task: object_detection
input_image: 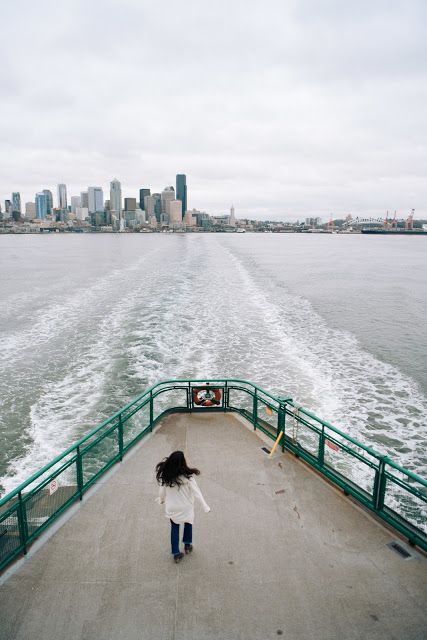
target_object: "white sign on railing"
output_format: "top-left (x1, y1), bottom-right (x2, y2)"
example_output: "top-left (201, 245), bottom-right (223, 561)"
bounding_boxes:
top-left (48, 479), bottom-right (58, 496)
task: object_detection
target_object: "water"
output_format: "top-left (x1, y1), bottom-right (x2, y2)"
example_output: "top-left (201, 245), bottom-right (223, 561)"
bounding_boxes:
top-left (0, 233), bottom-right (426, 496)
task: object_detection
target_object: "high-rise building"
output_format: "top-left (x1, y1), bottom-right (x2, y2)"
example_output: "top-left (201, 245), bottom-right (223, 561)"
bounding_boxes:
top-left (25, 202), bottom-right (36, 219)
top-left (168, 200), bottom-right (183, 225)
top-left (144, 195), bottom-right (156, 218)
top-left (71, 196), bottom-right (81, 214)
top-left (124, 197), bottom-right (137, 211)
top-left (110, 179), bottom-right (122, 216)
top-left (12, 192), bottom-right (21, 213)
top-left (88, 187), bottom-right (104, 213)
top-left (152, 193), bottom-right (162, 222)
top-left (229, 204), bottom-right (236, 227)
top-left (42, 190), bottom-right (53, 214)
top-left (161, 186), bottom-right (175, 214)
top-left (4, 199), bottom-right (12, 216)
top-left (57, 184), bottom-right (67, 210)
top-left (80, 191), bottom-right (89, 209)
top-left (35, 193), bottom-right (47, 219)
top-left (176, 174), bottom-right (187, 219)
top-left (139, 188), bottom-right (150, 210)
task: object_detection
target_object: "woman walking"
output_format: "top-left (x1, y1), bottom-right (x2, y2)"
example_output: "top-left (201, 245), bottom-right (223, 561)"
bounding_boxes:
top-left (156, 450), bottom-right (210, 563)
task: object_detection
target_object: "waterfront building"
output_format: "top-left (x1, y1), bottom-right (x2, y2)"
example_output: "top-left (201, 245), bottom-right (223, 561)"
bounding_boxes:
top-left (12, 192), bottom-right (21, 213)
top-left (161, 186), bottom-right (175, 214)
top-left (80, 191), bottom-right (89, 209)
top-left (124, 197), bottom-right (137, 211)
top-left (152, 193), bottom-right (162, 222)
top-left (35, 192), bottom-right (47, 219)
top-left (88, 187), bottom-right (104, 213)
top-left (305, 217), bottom-right (321, 228)
top-left (230, 204), bottom-right (236, 226)
top-left (184, 210), bottom-right (197, 226)
top-left (42, 190), bottom-right (53, 214)
top-left (139, 188), bottom-right (150, 210)
top-left (144, 195), bottom-right (156, 218)
top-left (71, 196), bottom-right (81, 214)
top-left (176, 174), bottom-right (187, 218)
top-left (110, 179), bottom-right (122, 217)
top-left (57, 184), bottom-right (67, 210)
top-left (168, 199), bottom-right (183, 225)
top-left (25, 202), bottom-right (36, 219)
top-left (4, 199), bottom-right (12, 217)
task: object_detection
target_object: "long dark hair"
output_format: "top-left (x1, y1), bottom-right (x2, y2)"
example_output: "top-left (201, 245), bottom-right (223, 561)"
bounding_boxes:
top-left (156, 450), bottom-right (200, 487)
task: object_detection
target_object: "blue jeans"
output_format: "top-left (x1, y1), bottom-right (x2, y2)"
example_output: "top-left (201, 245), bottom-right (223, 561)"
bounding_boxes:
top-left (170, 519), bottom-right (192, 555)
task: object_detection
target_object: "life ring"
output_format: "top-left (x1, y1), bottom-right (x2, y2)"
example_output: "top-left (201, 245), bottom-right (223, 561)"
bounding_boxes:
top-left (192, 387), bottom-right (222, 407)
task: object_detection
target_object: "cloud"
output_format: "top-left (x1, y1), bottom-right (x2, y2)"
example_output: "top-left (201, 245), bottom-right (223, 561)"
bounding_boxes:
top-left (1, 0), bottom-right (426, 219)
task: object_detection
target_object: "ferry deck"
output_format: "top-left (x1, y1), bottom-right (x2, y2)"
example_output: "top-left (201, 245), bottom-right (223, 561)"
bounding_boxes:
top-left (1, 411), bottom-right (426, 640)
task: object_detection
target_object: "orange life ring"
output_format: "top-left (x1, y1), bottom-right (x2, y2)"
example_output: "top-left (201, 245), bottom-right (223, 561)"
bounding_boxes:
top-left (192, 387), bottom-right (222, 407)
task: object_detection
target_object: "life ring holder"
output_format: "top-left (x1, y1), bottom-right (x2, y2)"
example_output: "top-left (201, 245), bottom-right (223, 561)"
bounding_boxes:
top-left (192, 387), bottom-right (222, 407)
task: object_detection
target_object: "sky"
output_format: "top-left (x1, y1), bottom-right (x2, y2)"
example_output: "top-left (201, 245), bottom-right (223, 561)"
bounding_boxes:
top-left (1, 0), bottom-right (426, 220)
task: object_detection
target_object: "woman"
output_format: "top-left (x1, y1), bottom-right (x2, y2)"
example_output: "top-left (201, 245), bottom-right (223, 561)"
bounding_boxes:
top-left (156, 450), bottom-right (210, 563)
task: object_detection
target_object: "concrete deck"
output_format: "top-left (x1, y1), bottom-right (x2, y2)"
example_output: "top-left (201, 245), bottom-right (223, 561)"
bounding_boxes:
top-left (0, 413), bottom-right (426, 640)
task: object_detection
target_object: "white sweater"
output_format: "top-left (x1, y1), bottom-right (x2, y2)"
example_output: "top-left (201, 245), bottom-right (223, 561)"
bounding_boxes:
top-left (158, 475), bottom-right (210, 524)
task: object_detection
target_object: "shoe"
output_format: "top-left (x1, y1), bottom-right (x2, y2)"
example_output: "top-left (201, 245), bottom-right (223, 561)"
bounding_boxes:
top-left (184, 544), bottom-right (193, 554)
top-left (174, 552), bottom-right (184, 563)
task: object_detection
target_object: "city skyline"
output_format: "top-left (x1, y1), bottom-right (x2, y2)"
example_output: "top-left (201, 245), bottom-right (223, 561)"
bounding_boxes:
top-left (1, 2), bottom-right (426, 220)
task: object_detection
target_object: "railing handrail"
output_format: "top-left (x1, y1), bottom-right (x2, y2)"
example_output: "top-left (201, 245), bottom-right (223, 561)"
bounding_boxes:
top-left (1, 377), bottom-right (426, 507)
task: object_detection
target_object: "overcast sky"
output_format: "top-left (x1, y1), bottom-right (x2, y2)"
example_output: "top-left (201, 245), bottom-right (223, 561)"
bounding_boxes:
top-left (1, 0), bottom-right (426, 220)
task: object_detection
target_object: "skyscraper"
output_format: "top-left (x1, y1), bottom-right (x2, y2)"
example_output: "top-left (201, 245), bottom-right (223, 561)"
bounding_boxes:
top-left (176, 174), bottom-right (187, 218)
top-left (229, 204), bottom-right (236, 227)
top-left (71, 196), bottom-right (81, 213)
top-left (35, 193), bottom-right (47, 219)
top-left (12, 192), bottom-right (21, 213)
top-left (110, 179), bottom-right (122, 216)
top-left (42, 190), bottom-right (53, 214)
top-left (161, 186), bottom-right (175, 214)
top-left (124, 197), bottom-right (137, 211)
top-left (80, 191), bottom-right (89, 209)
top-left (88, 187), bottom-right (104, 213)
top-left (57, 184), bottom-right (67, 210)
top-left (139, 188), bottom-right (150, 210)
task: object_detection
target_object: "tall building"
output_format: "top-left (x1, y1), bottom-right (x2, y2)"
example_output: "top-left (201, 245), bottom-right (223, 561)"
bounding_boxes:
top-left (124, 197), bottom-right (137, 211)
top-left (71, 196), bottom-right (81, 213)
top-left (139, 188), bottom-right (150, 210)
top-left (42, 190), bottom-right (53, 214)
top-left (176, 174), bottom-right (187, 218)
top-left (161, 186), bottom-right (175, 214)
top-left (4, 199), bottom-right (12, 216)
top-left (80, 191), bottom-right (89, 209)
top-left (229, 204), bottom-right (236, 227)
top-left (57, 184), bottom-right (67, 210)
top-left (12, 192), bottom-right (21, 213)
top-left (152, 193), bottom-right (162, 222)
top-left (25, 202), bottom-right (36, 219)
top-left (144, 195), bottom-right (156, 218)
top-left (88, 187), bottom-right (104, 213)
top-left (168, 200), bottom-right (183, 225)
top-left (110, 179), bottom-right (122, 216)
top-left (35, 192), bottom-right (47, 219)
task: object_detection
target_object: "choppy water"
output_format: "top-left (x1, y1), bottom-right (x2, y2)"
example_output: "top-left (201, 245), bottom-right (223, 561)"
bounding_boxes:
top-left (0, 233), bottom-right (426, 496)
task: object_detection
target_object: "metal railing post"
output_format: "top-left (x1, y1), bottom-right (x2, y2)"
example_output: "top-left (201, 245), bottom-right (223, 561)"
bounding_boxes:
top-left (76, 446), bottom-right (84, 500)
top-left (17, 491), bottom-right (28, 555)
top-left (278, 401), bottom-right (286, 451)
top-left (318, 425), bottom-right (325, 467)
top-left (118, 414), bottom-right (124, 461)
top-left (373, 457), bottom-right (387, 511)
top-left (149, 391), bottom-right (154, 430)
top-left (187, 382), bottom-right (191, 410)
top-left (252, 390), bottom-right (258, 430)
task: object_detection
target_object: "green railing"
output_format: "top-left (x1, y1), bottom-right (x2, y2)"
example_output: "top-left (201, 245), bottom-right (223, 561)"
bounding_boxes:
top-left (0, 378), bottom-right (426, 572)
